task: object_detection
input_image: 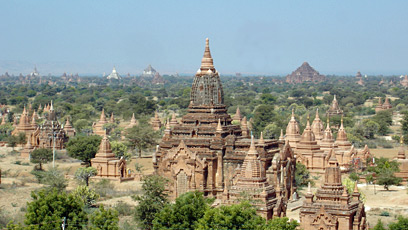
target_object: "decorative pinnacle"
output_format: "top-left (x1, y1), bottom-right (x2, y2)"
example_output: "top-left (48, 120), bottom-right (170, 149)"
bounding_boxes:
top-left (306, 114), bottom-right (311, 128)
top-left (315, 108), bottom-right (319, 119)
top-left (401, 135), bottom-right (404, 145)
top-left (248, 135), bottom-right (257, 155)
top-left (307, 182), bottom-right (311, 194)
top-left (50, 100), bottom-right (54, 111)
top-left (340, 115), bottom-right (344, 129)
top-left (259, 132), bottom-right (265, 144)
top-left (216, 118), bottom-right (222, 132)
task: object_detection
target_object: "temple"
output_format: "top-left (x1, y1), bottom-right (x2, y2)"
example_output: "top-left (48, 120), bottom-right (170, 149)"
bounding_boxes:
top-left (326, 95), bottom-right (343, 116)
top-left (151, 111), bottom-right (162, 131)
top-left (91, 134), bottom-right (133, 181)
top-left (154, 38), bottom-right (296, 218)
top-left (395, 136), bottom-right (408, 182)
top-left (142, 64), bottom-right (157, 77)
top-left (375, 96), bottom-right (392, 113)
top-left (285, 112), bottom-right (371, 173)
top-left (93, 109), bottom-right (109, 136)
top-left (107, 66), bottom-right (121, 80)
top-left (299, 153), bottom-right (367, 230)
top-left (16, 102), bottom-right (71, 157)
top-left (285, 62), bottom-right (325, 84)
top-left (401, 75), bottom-right (408, 88)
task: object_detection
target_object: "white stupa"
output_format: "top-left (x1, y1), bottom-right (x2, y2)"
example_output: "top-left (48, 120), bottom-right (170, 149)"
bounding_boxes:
top-left (107, 66), bottom-right (121, 80)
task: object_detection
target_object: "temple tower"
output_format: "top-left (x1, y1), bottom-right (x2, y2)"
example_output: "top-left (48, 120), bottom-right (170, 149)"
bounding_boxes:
top-left (285, 109), bottom-right (301, 148)
top-left (299, 155), bottom-right (367, 230)
top-left (326, 95), bottom-right (343, 116)
top-left (311, 109), bottom-right (324, 142)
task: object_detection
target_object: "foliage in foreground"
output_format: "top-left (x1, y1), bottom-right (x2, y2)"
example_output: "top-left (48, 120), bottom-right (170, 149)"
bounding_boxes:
top-left (30, 148), bottom-right (52, 170)
top-left (75, 167), bottom-right (97, 186)
top-left (132, 175), bottom-right (169, 230)
top-left (89, 205), bottom-right (119, 230)
top-left (153, 191), bottom-right (214, 229)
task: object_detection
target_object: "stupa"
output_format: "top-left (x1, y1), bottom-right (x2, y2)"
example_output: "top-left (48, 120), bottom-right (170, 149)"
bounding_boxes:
top-left (311, 109), bottom-right (324, 142)
top-left (106, 66), bottom-right (121, 80)
top-left (91, 134), bottom-right (131, 181)
top-left (63, 117), bottom-right (76, 137)
top-left (284, 109), bottom-right (301, 149)
top-left (326, 95), bottom-right (343, 116)
top-left (295, 116), bottom-right (326, 174)
top-left (232, 107), bottom-right (242, 123)
top-left (223, 136), bottom-right (286, 219)
top-left (401, 75), bottom-right (408, 88)
top-left (152, 111), bottom-right (162, 131)
top-left (93, 109), bottom-right (109, 136)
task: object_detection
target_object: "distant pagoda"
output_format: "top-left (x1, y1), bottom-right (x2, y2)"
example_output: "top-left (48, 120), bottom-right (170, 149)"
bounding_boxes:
top-left (286, 62), bottom-right (325, 84)
top-left (107, 66), bottom-right (121, 80)
top-left (142, 64), bottom-right (157, 77)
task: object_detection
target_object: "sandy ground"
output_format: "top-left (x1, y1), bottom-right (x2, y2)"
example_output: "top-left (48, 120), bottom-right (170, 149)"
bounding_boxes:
top-left (0, 146), bottom-right (155, 224)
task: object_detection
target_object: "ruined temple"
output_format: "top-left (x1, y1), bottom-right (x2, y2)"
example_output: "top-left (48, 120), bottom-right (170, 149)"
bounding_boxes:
top-left (375, 96), bottom-right (392, 113)
top-left (285, 62), bottom-right (325, 84)
top-left (299, 154), bottom-right (367, 230)
top-left (326, 95), bottom-right (343, 116)
top-left (154, 38), bottom-right (296, 218)
top-left (152, 111), bottom-right (162, 131)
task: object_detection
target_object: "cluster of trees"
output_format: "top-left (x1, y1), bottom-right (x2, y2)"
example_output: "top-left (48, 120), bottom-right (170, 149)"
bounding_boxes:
top-left (367, 157), bottom-right (402, 190)
top-left (133, 175), bottom-right (299, 230)
top-left (373, 217), bottom-right (408, 230)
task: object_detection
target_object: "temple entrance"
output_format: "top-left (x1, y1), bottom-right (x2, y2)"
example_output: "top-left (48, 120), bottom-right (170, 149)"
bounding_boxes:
top-left (176, 170), bottom-right (188, 197)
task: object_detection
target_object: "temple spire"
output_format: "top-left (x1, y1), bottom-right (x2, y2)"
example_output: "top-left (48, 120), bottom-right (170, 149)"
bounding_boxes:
top-left (50, 100), bottom-right (54, 111)
top-left (100, 109), bottom-right (107, 122)
top-left (216, 118), bottom-right (222, 132)
top-left (259, 132), bottom-right (265, 144)
top-left (200, 38), bottom-right (214, 71)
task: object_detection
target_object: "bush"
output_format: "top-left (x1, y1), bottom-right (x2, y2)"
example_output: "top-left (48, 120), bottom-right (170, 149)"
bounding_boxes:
top-left (93, 179), bottom-right (114, 198)
top-left (72, 185), bottom-right (100, 208)
top-left (380, 211), bottom-right (390, 217)
top-left (114, 201), bottom-right (134, 216)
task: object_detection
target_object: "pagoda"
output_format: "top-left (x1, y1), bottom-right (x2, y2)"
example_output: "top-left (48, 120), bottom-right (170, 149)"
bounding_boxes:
top-left (311, 109), bottom-right (324, 142)
top-left (232, 107), bottom-right (242, 123)
top-left (152, 72), bottom-right (165, 85)
top-left (285, 62), bottom-right (325, 84)
top-left (295, 116), bottom-right (326, 174)
top-left (152, 111), bottom-right (162, 131)
top-left (12, 106), bottom-right (36, 140)
top-left (395, 136), bottom-right (408, 182)
top-left (223, 136), bottom-right (286, 219)
top-left (154, 38), bottom-right (296, 213)
top-left (127, 113), bottom-right (137, 129)
top-left (285, 109), bottom-right (301, 149)
top-left (63, 117), bottom-right (76, 137)
top-left (326, 95), bottom-right (343, 116)
top-left (401, 75), bottom-right (408, 88)
top-left (106, 66), bottom-right (121, 80)
top-left (93, 109), bottom-right (109, 136)
top-left (375, 96), bottom-right (392, 113)
top-left (91, 134), bottom-right (131, 180)
top-left (299, 154), bottom-right (367, 230)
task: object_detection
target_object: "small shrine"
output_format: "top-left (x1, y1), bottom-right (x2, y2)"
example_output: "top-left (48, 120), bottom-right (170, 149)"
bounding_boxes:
top-left (91, 134), bottom-right (133, 181)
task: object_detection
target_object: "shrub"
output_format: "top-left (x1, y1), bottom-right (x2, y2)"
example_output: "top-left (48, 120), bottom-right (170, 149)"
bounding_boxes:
top-left (114, 201), bottom-right (134, 216)
top-left (380, 211), bottom-right (390, 216)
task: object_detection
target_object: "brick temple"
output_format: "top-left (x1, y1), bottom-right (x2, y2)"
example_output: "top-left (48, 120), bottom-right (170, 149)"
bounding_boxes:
top-left (154, 38), bottom-right (296, 219)
top-left (299, 152), bottom-right (367, 230)
top-left (285, 62), bottom-right (326, 84)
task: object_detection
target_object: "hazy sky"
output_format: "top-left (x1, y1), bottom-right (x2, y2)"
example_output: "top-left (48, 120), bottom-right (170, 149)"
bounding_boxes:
top-left (1, 0), bottom-right (407, 75)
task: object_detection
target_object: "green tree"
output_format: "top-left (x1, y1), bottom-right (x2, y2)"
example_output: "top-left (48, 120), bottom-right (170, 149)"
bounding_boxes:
top-left (153, 191), bottom-right (214, 230)
top-left (30, 148), bottom-right (53, 170)
top-left (111, 141), bottom-right (130, 160)
top-left (7, 135), bottom-right (18, 150)
top-left (72, 185), bottom-right (100, 208)
top-left (368, 157), bottom-right (402, 190)
top-left (16, 132), bottom-right (26, 145)
top-left (264, 217), bottom-right (299, 230)
top-left (372, 110), bottom-right (392, 135)
top-left (89, 205), bottom-right (119, 230)
top-left (402, 111), bottom-right (408, 142)
top-left (252, 104), bottom-right (279, 137)
top-left (373, 219), bottom-right (386, 230)
top-left (66, 135), bottom-right (102, 166)
top-left (25, 188), bottom-right (87, 230)
top-left (196, 201), bottom-right (265, 230)
top-left (125, 120), bottom-right (159, 158)
top-left (295, 162), bottom-right (313, 188)
top-left (42, 167), bottom-right (68, 192)
top-left (361, 119), bottom-right (380, 139)
top-left (389, 216), bottom-right (408, 230)
top-left (75, 167), bottom-right (98, 186)
top-left (132, 175), bottom-right (169, 230)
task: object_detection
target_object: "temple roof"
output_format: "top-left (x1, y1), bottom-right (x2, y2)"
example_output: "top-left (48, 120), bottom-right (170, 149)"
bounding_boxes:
top-left (95, 134), bottom-right (116, 159)
top-left (286, 62), bottom-right (325, 84)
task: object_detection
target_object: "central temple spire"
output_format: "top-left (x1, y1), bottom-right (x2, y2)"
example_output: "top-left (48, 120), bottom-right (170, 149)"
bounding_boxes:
top-left (190, 38), bottom-right (224, 106)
